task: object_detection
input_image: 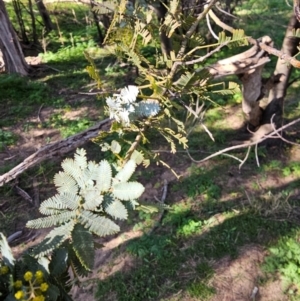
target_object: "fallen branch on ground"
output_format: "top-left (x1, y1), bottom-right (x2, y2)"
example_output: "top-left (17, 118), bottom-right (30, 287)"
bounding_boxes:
top-left (0, 119), bottom-right (111, 187)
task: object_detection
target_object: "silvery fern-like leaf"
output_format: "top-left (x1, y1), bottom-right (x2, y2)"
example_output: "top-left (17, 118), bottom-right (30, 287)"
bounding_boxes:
top-left (32, 221), bottom-right (75, 257)
top-left (114, 160), bottom-right (136, 183)
top-left (61, 158), bottom-right (82, 184)
top-left (59, 192), bottom-right (81, 210)
top-left (81, 189), bottom-right (103, 210)
top-left (135, 99), bottom-right (160, 117)
top-left (0, 232), bottom-right (15, 267)
top-left (87, 161), bottom-right (100, 180)
top-left (96, 160), bottom-right (112, 192)
top-left (104, 199), bottom-right (128, 220)
top-left (39, 194), bottom-right (70, 215)
top-left (79, 211), bottom-right (120, 236)
top-left (112, 182), bottom-right (145, 201)
top-left (54, 171), bottom-right (78, 194)
top-left (74, 148), bottom-right (87, 170)
top-left (26, 211), bottom-right (77, 229)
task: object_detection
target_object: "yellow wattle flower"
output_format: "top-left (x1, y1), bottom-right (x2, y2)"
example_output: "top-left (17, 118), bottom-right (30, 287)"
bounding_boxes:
top-left (40, 282), bottom-right (49, 292)
top-left (24, 271), bottom-right (33, 281)
top-left (14, 290), bottom-right (24, 300)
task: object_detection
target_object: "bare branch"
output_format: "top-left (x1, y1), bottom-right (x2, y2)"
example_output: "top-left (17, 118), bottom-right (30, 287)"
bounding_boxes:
top-left (186, 117), bottom-right (300, 165)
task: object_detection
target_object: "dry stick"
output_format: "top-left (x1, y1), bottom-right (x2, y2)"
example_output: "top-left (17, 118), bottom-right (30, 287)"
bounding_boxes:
top-left (186, 117), bottom-right (300, 165)
top-left (7, 231), bottom-right (23, 243)
top-left (0, 119), bottom-right (111, 187)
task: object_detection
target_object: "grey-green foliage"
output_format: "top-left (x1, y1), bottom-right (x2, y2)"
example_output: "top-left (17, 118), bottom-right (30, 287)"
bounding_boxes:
top-left (26, 148), bottom-right (145, 258)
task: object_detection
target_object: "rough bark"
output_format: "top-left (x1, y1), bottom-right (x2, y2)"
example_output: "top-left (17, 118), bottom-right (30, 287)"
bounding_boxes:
top-left (12, 0), bottom-right (29, 44)
top-left (0, 0), bottom-right (29, 75)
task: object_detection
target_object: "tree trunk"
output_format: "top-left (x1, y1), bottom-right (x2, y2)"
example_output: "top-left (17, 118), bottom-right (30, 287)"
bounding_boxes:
top-left (0, 0), bottom-right (29, 75)
top-left (35, 0), bottom-right (54, 32)
top-left (12, 0), bottom-right (29, 44)
top-left (262, 14), bottom-right (300, 126)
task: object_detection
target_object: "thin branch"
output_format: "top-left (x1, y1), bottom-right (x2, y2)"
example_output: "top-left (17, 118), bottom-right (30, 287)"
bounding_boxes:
top-left (208, 6), bottom-right (300, 69)
top-left (206, 13), bottom-right (219, 40)
top-left (169, 0), bottom-right (218, 79)
top-left (186, 117), bottom-right (300, 165)
top-left (239, 146), bottom-right (251, 169)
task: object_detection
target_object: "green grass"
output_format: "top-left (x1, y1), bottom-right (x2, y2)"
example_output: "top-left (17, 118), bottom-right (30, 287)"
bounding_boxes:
top-left (263, 229), bottom-right (300, 299)
top-left (96, 191), bottom-right (296, 300)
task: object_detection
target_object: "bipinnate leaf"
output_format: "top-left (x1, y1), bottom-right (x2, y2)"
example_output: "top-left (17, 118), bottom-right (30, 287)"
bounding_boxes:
top-left (0, 232), bottom-right (15, 267)
top-left (82, 188), bottom-right (103, 210)
top-left (87, 161), bottom-right (100, 180)
top-left (112, 182), bottom-right (145, 201)
top-left (61, 158), bottom-right (85, 188)
top-left (59, 192), bottom-right (81, 211)
top-left (39, 193), bottom-right (79, 215)
top-left (96, 160), bottom-right (112, 192)
top-left (105, 199), bottom-right (128, 220)
top-left (72, 224), bottom-right (94, 271)
top-left (74, 148), bottom-right (87, 170)
top-left (49, 248), bottom-right (68, 276)
top-left (27, 211), bottom-right (77, 229)
top-left (114, 159), bottom-right (136, 183)
top-left (79, 211), bottom-right (120, 236)
top-left (32, 221), bottom-right (75, 257)
top-left (54, 172), bottom-right (78, 194)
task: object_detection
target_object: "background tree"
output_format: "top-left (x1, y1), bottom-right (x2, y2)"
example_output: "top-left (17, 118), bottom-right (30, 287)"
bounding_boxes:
top-left (0, 0), bottom-right (29, 75)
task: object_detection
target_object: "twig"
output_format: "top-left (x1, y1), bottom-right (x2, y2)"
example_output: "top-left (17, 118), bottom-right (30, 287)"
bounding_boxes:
top-left (185, 117), bottom-right (300, 165)
top-left (206, 11), bottom-right (219, 40)
top-left (208, 7), bottom-right (300, 68)
top-left (14, 185), bottom-right (33, 204)
top-left (37, 104), bottom-right (44, 123)
top-left (255, 143), bottom-right (260, 167)
top-left (7, 231), bottom-right (23, 243)
top-left (215, 3), bottom-right (238, 19)
top-left (239, 146), bottom-right (251, 169)
top-left (270, 114), bottom-right (300, 146)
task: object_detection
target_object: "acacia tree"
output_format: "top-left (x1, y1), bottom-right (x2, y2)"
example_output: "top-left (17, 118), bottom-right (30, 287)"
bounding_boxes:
top-left (0, 0), bottom-right (29, 75)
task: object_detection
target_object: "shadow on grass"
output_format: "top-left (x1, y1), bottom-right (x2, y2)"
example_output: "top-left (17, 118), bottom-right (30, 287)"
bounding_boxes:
top-left (95, 158), bottom-right (300, 301)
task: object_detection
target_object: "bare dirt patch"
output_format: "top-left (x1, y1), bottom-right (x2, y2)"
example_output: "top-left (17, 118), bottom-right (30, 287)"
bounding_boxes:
top-left (210, 244), bottom-right (287, 301)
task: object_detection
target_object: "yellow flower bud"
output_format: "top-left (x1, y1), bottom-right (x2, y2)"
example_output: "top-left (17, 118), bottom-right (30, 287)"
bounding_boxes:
top-left (14, 280), bottom-right (23, 288)
top-left (40, 282), bottom-right (49, 292)
top-left (35, 270), bottom-right (43, 280)
top-left (24, 271), bottom-right (33, 281)
top-left (0, 265), bottom-right (9, 275)
top-left (14, 290), bottom-right (24, 300)
top-left (33, 295), bottom-right (45, 301)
